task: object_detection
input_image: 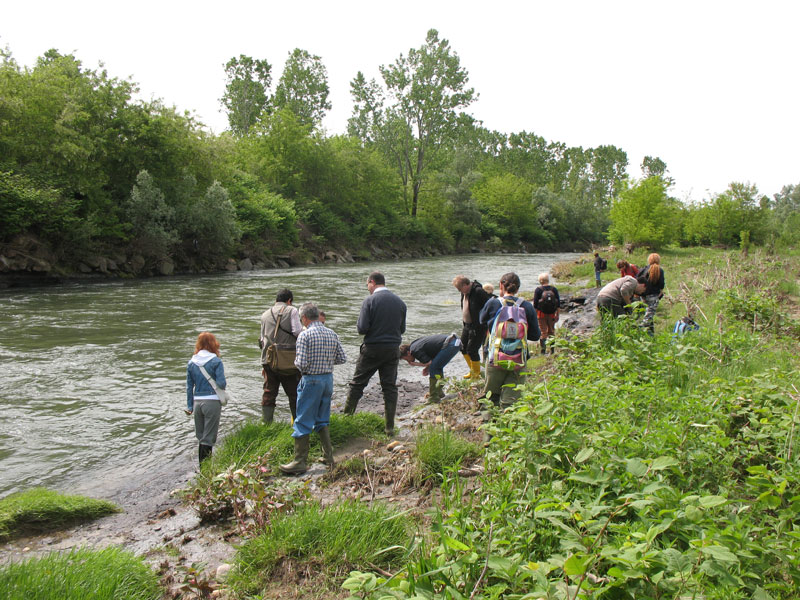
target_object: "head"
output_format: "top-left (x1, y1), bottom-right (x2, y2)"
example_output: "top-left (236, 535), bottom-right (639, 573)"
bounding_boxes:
top-left (499, 272), bottom-right (521, 296)
top-left (298, 302), bottom-right (320, 326)
top-left (635, 275), bottom-right (648, 295)
top-left (617, 259), bottom-right (629, 270)
top-left (194, 332), bottom-right (220, 356)
top-left (594, 252), bottom-right (599, 258)
top-left (646, 253), bottom-right (662, 283)
top-left (483, 283), bottom-right (494, 295)
top-left (318, 310), bottom-right (326, 324)
top-left (366, 271), bottom-right (385, 295)
top-left (398, 343), bottom-right (412, 362)
top-left (647, 253), bottom-right (661, 265)
top-left (452, 275), bottom-right (471, 295)
top-left (275, 288), bottom-right (293, 304)
top-left (538, 272), bottom-right (550, 286)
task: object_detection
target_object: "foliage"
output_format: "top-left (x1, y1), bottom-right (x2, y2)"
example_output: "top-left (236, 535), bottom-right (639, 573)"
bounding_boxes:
top-left (0, 488), bottom-right (119, 541)
top-left (124, 170), bottom-right (178, 260)
top-left (220, 54), bottom-right (272, 136)
top-left (0, 546), bottom-right (160, 600)
top-left (608, 176), bottom-right (680, 248)
top-left (344, 249), bottom-right (800, 599)
top-left (230, 499), bottom-right (412, 595)
top-left (414, 425), bottom-right (480, 484)
top-left (273, 48), bottom-right (331, 127)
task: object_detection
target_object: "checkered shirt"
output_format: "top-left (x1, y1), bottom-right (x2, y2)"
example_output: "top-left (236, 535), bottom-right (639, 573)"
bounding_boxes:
top-left (294, 321), bottom-right (347, 375)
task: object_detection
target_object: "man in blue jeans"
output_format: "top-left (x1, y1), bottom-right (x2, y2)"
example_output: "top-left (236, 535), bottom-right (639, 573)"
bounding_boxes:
top-left (399, 334), bottom-right (461, 403)
top-left (280, 302), bottom-right (347, 475)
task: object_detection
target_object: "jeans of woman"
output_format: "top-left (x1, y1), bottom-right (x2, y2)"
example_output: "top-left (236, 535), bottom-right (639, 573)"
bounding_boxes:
top-left (641, 294), bottom-right (661, 332)
top-left (429, 336), bottom-right (461, 378)
top-left (194, 400), bottom-right (221, 446)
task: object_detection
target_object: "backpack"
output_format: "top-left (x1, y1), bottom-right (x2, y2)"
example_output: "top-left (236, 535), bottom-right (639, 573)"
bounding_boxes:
top-left (599, 257), bottom-right (608, 271)
top-left (487, 297), bottom-right (529, 372)
top-left (673, 316), bottom-right (700, 336)
top-left (538, 288), bottom-right (558, 314)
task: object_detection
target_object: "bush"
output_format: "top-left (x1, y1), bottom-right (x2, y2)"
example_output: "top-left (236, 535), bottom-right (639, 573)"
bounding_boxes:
top-left (0, 488), bottom-right (119, 541)
top-left (0, 546), bottom-right (160, 600)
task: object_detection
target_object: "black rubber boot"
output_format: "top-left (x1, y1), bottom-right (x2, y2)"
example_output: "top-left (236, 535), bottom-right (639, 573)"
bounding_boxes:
top-left (199, 444), bottom-right (212, 465)
top-left (261, 405), bottom-right (275, 424)
top-left (540, 338), bottom-right (547, 354)
top-left (428, 376), bottom-right (441, 404)
top-left (384, 399), bottom-right (397, 436)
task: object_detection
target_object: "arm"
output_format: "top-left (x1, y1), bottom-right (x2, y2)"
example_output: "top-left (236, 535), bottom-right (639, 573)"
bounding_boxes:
top-left (294, 332), bottom-right (309, 372)
top-left (479, 298), bottom-right (499, 326)
top-left (334, 339), bottom-right (347, 365)
top-left (289, 307), bottom-right (302, 337)
top-left (186, 364), bottom-right (194, 413)
top-left (532, 287), bottom-right (542, 309)
top-left (212, 359), bottom-right (227, 390)
top-left (356, 297), bottom-right (371, 335)
top-left (525, 303), bottom-right (541, 342)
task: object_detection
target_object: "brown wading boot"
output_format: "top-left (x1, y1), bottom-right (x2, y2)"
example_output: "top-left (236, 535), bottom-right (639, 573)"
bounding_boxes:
top-left (261, 405), bottom-right (274, 424)
top-left (318, 426), bottom-right (334, 470)
top-left (280, 435), bottom-right (309, 475)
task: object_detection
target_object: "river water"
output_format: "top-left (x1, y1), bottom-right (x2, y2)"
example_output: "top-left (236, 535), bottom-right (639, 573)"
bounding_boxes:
top-left (0, 253), bottom-right (576, 499)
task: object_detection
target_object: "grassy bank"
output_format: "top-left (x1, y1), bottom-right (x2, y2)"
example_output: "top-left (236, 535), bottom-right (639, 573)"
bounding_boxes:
top-left (0, 546), bottom-right (160, 600)
top-left (345, 247), bottom-right (800, 599)
top-left (0, 488), bottom-right (119, 542)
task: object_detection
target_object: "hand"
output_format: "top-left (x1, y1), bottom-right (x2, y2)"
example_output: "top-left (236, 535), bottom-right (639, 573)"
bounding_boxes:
top-left (184, 409), bottom-right (192, 416)
top-left (422, 367), bottom-right (429, 376)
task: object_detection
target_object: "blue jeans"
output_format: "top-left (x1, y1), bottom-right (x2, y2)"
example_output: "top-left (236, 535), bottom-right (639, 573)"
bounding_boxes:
top-left (595, 270), bottom-right (602, 285)
top-left (429, 336), bottom-right (461, 378)
top-left (293, 373), bottom-right (333, 438)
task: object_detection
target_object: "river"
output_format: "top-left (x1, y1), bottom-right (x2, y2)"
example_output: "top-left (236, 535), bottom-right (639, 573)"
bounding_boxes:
top-left (0, 253), bottom-right (577, 499)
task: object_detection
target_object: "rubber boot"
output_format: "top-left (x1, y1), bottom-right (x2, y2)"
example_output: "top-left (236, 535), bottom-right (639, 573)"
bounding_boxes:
top-left (427, 376), bottom-right (441, 404)
top-left (540, 338), bottom-right (547, 355)
top-left (384, 399), bottom-right (396, 437)
top-left (199, 444), bottom-right (212, 465)
top-left (550, 340), bottom-right (556, 355)
top-left (280, 435), bottom-right (310, 475)
top-left (261, 405), bottom-right (275, 424)
top-left (318, 426), bottom-right (334, 469)
top-left (343, 395), bottom-right (358, 415)
top-left (462, 354), bottom-right (473, 379)
top-left (469, 358), bottom-right (481, 380)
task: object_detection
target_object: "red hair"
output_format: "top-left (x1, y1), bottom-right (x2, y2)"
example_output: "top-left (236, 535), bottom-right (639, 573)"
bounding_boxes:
top-left (194, 332), bottom-right (220, 356)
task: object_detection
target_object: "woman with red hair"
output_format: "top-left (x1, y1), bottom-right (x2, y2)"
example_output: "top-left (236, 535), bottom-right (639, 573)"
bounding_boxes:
top-left (186, 332), bottom-right (227, 465)
top-left (636, 253), bottom-right (666, 334)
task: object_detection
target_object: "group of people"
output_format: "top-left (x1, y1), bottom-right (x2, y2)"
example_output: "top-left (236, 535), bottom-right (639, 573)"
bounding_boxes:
top-left (186, 264), bottom-right (620, 472)
top-left (595, 252), bottom-right (666, 333)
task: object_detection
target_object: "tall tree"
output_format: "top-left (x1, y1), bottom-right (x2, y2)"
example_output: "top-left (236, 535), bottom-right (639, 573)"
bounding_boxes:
top-left (220, 55), bottom-right (271, 136)
top-left (349, 29), bottom-right (476, 216)
top-left (273, 49), bottom-right (331, 127)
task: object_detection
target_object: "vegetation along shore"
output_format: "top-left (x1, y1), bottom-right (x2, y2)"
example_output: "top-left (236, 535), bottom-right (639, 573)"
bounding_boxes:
top-left (2, 246), bottom-right (799, 599)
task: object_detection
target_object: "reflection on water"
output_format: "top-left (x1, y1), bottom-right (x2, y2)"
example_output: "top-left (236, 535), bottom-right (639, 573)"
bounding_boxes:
top-left (0, 253), bottom-right (577, 497)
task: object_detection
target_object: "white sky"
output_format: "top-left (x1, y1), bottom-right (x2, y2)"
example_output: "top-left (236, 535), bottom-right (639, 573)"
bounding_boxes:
top-left (3, 1), bottom-right (799, 202)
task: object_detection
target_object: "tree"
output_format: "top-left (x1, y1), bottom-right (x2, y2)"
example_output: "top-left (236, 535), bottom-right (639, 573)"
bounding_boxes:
top-left (608, 176), bottom-right (680, 249)
top-left (273, 49), bottom-right (331, 127)
top-left (220, 55), bottom-right (271, 136)
top-left (125, 170), bottom-right (177, 260)
top-left (349, 29), bottom-right (476, 217)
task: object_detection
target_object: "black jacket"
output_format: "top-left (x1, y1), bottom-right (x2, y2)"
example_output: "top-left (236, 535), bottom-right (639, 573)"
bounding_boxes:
top-left (461, 281), bottom-right (492, 329)
top-left (637, 265), bottom-right (665, 297)
top-left (357, 288), bottom-right (407, 345)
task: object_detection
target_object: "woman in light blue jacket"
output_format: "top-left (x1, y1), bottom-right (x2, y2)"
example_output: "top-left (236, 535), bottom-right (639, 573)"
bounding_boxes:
top-left (186, 332), bottom-right (226, 465)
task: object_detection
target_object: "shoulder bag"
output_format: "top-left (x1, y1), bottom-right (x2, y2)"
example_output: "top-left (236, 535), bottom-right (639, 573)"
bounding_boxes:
top-left (197, 364), bottom-right (232, 406)
top-left (266, 306), bottom-right (298, 374)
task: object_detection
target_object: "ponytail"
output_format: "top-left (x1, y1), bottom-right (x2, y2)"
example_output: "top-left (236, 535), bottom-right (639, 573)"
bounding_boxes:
top-left (648, 263), bottom-right (661, 284)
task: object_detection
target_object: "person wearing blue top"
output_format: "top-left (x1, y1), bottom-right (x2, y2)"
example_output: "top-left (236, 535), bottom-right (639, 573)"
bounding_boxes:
top-left (186, 332), bottom-right (227, 465)
top-left (479, 272), bottom-right (540, 408)
top-left (399, 333), bottom-right (462, 403)
top-left (281, 302), bottom-right (347, 475)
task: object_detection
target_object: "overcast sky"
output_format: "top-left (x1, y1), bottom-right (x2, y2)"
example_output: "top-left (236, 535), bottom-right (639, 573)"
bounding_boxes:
top-left (3, 1), bottom-right (798, 201)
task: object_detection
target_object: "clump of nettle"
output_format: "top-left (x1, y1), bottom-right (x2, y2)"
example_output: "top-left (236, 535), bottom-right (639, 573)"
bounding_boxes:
top-left (344, 292), bottom-right (800, 599)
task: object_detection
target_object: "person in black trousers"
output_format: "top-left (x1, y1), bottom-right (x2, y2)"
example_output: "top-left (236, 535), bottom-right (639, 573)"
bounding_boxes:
top-left (344, 271), bottom-right (407, 436)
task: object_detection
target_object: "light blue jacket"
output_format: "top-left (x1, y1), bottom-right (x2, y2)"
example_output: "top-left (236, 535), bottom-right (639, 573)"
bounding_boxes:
top-left (186, 350), bottom-right (226, 411)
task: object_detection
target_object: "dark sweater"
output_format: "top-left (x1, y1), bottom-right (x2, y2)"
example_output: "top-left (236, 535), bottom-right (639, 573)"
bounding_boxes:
top-left (356, 288), bottom-right (407, 345)
top-left (636, 265), bottom-right (665, 297)
top-left (409, 334), bottom-right (448, 363)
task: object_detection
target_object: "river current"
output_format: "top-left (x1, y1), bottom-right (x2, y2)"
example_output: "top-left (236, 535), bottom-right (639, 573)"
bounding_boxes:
top-left (0, 253), bottom-right (577, 498)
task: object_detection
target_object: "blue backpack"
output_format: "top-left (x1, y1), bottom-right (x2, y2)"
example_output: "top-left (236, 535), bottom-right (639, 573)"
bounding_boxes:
top-left (673, 316), bottom-right (700, 336)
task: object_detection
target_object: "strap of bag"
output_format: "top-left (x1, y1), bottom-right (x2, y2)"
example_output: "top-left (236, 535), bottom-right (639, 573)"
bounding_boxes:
top-left (271, 306), bottom-right (293, 340)
top-left (197, 364), bottom-right (223, 395)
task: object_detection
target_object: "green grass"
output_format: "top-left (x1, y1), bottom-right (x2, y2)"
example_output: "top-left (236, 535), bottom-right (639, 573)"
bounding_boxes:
top-left (414, 425), bottom-right (480, 484)
top-left (229, 499), bottom-right (411, 594)
top-left (0, 488), bottom-right (120, 541)
top-left (200, 412), bottom-right (386, 477)
top-left (0, 546), bottom-right (161, 600)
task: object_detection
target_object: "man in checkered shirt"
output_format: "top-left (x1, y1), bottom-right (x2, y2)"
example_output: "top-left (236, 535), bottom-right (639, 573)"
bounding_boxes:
top-left (280, 302), bottom-right (347, 475)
